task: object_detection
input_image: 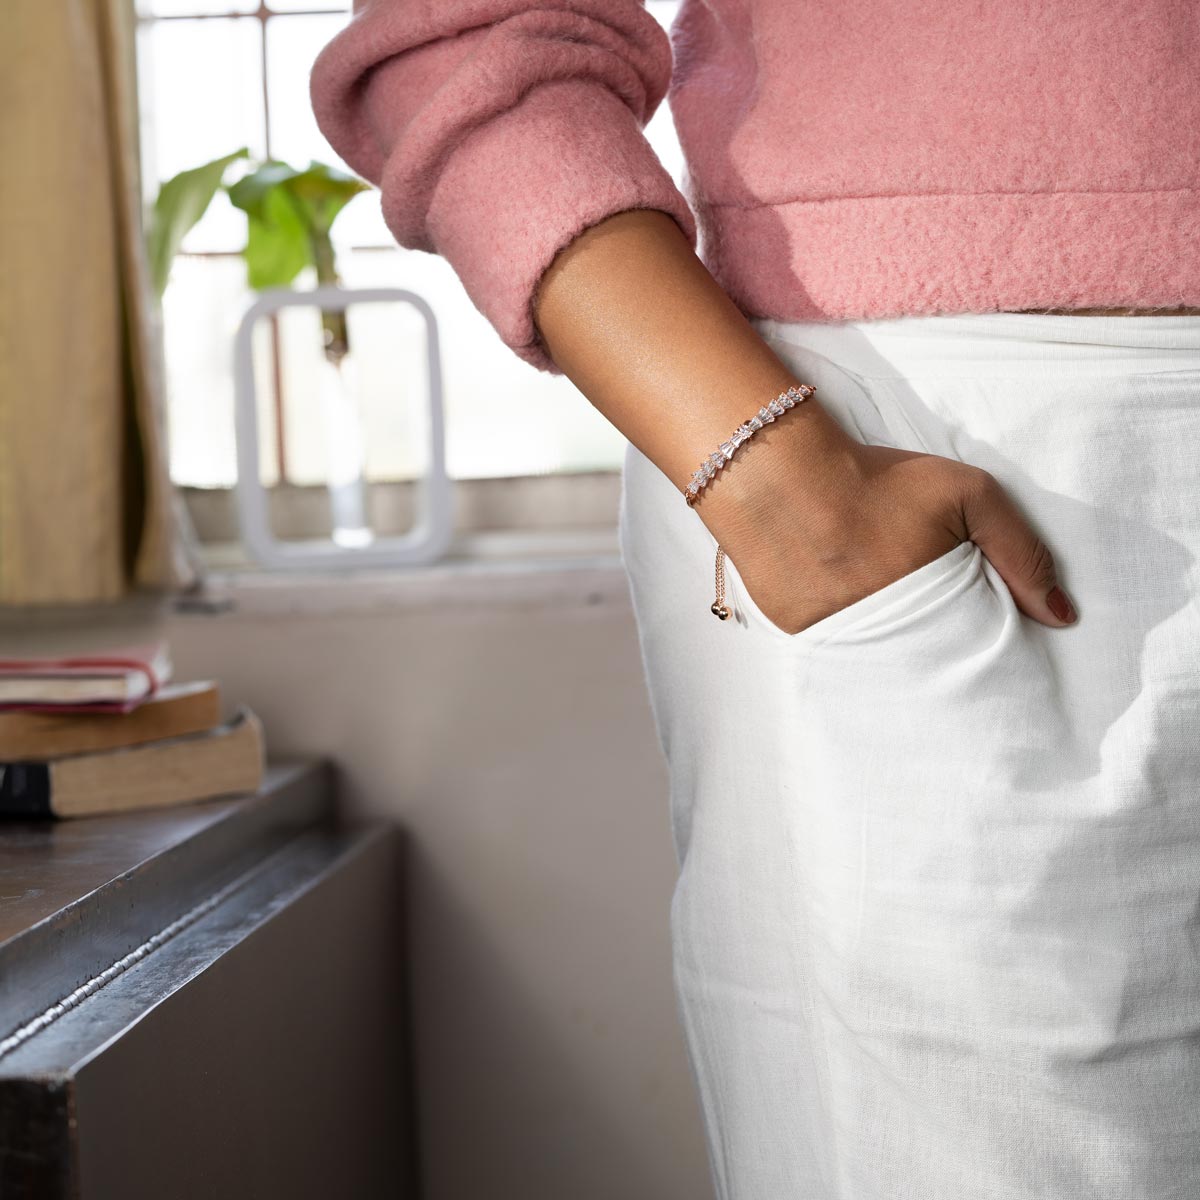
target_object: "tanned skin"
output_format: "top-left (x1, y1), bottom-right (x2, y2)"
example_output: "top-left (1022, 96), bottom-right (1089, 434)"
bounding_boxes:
top-left (533, 209), bottom-right (1082, 634)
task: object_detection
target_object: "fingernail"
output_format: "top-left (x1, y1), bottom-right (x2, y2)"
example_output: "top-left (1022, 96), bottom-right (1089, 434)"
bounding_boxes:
top-left (1046, 586), bottom-right (1076, 624)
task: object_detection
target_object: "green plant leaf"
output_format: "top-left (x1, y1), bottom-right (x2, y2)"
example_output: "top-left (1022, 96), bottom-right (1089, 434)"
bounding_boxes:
top-left (241, 185), bottom-right (313, 290)
top-left (285, 161), bottom-right (370, 237)
top-left (226, 160), bottom-right (302, 222)
top-left (146, 147), bottom-right (249, 299)
top-left (227, 158), bottom-right (370, 290)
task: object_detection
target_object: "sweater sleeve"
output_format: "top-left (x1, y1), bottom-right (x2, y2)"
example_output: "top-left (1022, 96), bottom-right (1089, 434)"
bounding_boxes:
top-left (309, 0), bottom-right (698, 374)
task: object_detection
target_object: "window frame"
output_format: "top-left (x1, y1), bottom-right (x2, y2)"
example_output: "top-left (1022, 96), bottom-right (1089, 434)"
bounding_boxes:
top-left (137, 1), bottom-right (682, 553)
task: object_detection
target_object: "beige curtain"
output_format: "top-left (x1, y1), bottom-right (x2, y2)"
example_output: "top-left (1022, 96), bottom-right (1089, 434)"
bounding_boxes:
top-left (0, 0), bottom-right (199, 605)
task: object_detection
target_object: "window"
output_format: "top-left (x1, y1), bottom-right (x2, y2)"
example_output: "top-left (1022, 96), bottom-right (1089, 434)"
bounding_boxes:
top-left (135, 1), bottom-right (687, 512)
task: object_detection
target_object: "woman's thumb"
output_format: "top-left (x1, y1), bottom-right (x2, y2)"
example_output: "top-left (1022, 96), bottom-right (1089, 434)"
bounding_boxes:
top-left (962, 470), bottom-right (1077, 628)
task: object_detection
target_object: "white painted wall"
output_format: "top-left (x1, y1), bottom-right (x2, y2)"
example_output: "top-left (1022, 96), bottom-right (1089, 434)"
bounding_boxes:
top-left (166, 560), bottom-right (715, 1200)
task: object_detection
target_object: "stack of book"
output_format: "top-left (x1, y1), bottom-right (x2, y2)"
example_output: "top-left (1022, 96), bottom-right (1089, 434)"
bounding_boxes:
top-left (0, 638), bottom-right (264, 819)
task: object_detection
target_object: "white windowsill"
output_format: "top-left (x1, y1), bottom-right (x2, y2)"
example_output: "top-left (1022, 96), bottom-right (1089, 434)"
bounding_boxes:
top-left (176, 528), bottom-right (633, 619)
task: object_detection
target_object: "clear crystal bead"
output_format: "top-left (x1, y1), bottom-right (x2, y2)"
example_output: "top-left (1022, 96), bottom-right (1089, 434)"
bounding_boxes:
top-left (748, 416), bottom-right (763, 431)
top-left (708, 452), bottom-right (724, 468)
top-left (758, 407), bottom-right (775, 423)
top-left (719, 441), bottom-right (736, 458)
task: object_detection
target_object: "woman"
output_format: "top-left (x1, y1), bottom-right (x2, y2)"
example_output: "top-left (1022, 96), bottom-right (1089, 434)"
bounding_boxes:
top-left (311, 3), bottom-right (1200, 1195)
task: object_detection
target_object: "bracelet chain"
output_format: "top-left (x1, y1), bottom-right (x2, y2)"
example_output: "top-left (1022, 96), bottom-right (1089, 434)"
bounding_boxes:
top-left (683, 381), bottom-right (818, 621)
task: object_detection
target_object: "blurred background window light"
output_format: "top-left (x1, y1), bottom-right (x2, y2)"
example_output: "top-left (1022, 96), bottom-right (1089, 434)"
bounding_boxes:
top-left (134, 0), bottom-right (685, 492)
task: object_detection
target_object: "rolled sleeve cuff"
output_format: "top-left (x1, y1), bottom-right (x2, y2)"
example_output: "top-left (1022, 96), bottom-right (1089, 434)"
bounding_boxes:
top-left (381, 77), bottom-right (698, 374)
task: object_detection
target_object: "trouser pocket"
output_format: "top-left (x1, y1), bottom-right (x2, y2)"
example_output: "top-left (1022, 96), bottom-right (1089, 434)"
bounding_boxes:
top-left (723, 537), bottom-right (978, 645)
top-left (787, 532), bottom-right (1071, 950)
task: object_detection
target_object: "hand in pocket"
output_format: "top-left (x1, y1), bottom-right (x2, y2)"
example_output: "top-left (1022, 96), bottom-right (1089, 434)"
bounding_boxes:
top-left (699, 433), bottom-right (1078, 637)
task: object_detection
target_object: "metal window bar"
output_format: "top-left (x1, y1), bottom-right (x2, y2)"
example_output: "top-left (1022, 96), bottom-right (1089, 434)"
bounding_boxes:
top-left (137, 1), bottom-right (354, 485)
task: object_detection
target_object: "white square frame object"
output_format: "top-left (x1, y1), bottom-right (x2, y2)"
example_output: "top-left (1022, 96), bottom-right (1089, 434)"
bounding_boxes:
top-left (232, 286), bottom-right (454, 569)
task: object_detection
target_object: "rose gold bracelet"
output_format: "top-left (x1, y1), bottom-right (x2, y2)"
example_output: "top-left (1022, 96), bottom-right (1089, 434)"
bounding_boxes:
top-left (682, 382), bottom-right (817, 620)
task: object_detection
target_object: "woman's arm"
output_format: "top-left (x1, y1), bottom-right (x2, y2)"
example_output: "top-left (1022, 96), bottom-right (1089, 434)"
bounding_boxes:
top-left (310, 1), bottom-right (696, 372)
top-left (534, 208), bottom-right (1077, 632)
top-left (311, 2), bottom-right (1074, 632)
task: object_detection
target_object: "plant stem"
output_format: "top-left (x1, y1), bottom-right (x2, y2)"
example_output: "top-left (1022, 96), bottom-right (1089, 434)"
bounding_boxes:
top-left (312, 231), bottom-right (349, 366)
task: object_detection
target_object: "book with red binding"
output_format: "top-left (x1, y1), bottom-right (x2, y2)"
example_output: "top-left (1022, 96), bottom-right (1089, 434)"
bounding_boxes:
top-left (0, 639), bottom-right (172, 713)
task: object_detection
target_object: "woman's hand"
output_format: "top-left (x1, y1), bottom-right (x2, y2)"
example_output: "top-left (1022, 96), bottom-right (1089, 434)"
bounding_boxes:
top-left (530, 209), bottom-right (1073, 632)
top-left (698, 420), bottom-right (1078, 634)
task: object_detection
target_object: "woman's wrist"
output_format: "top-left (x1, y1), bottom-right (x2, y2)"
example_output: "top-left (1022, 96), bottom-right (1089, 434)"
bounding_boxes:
top-left (688, 397), bottom-right (864, 549)
top-left (530, 207), bottom-right (865, 541)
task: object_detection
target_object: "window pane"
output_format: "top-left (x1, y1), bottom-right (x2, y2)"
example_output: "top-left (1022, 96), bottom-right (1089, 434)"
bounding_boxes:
top-left (142, 0), bottom-right (687, 496)
top-left (262, 2), bottom-right (676, 481)
top-left (646, 1), bottom-right (685, 184)
top-left (332, 189), bottom-right (392, 253)
top-left (272, 280), bottom-right (431, 485)
top-left (647, 0), bottom-right (682, 29)
top-left (140, 0), bottom-right (257, 15)
top-left (266, 0), bottom-right (350, 12)
top-left (344, 298), bottom-right (432, 484)
top-left (140, 18), bottom-right (265, 253)
top-left (161, 256), bottom-right (278, 488)
top-left (265, 14), bottom-right (346, 167)
top-left (264, 12), bottom-right (390, 246)
top-left (338, 252), bottom-right (627, 481)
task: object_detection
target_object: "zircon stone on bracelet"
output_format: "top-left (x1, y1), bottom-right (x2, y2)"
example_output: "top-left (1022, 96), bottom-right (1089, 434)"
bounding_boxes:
top-left (682, 381), bottom-right (818, 621)
top-left (682, 383), bottom-right (817, 506)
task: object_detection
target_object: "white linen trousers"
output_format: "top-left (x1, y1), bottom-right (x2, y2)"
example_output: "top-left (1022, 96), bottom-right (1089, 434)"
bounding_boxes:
top-left (617, 311), bottom-right (1200, 1200)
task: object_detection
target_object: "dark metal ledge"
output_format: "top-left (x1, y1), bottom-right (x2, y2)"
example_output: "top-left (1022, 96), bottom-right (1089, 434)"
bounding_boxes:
top-left (0, 762), bottom-right (334, 1045)
top-left (0, 762), bottom-right (418, 1199)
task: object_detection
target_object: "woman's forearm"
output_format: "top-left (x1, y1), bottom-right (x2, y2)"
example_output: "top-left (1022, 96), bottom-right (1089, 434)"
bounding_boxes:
top-left (531, 208), bottom-right (860, 551)
top-left (534, 207), bottom-right (1074, 632)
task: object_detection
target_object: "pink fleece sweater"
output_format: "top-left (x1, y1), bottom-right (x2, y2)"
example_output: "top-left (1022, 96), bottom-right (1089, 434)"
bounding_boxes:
top-left (310, 1), bottom-right (1200, 375)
